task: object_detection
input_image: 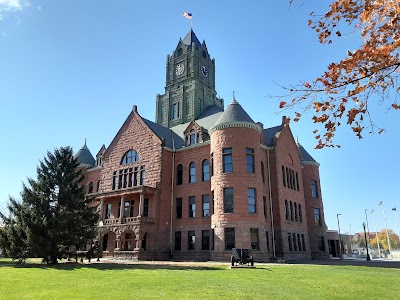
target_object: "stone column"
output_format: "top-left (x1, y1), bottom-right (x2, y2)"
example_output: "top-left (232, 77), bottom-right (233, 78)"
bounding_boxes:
top-left (135, 239), bottom-right (142, 250)
top-left (119, 196), bottom-right (125, 223)
top-left (138, 193), bottom-right (144, 217)
top-left (115, 236), bottom-right (121, 251)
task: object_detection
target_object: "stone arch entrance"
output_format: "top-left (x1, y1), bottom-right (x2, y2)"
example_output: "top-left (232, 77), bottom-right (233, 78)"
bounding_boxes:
top-left (101, 231), bottom-right (116, 253)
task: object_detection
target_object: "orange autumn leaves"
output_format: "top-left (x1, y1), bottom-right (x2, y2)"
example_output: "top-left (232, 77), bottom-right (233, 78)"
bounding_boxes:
top-left (280, 0), bottom-right (400, 148)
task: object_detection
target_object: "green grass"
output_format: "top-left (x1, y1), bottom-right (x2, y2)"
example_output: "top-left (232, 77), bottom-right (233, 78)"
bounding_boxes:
top-left (0, 259), bottom-right (399, 299)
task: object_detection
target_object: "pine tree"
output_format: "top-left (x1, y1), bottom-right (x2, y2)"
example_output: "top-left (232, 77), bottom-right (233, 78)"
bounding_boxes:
top-left (0, 146), bottom-right (98, 264)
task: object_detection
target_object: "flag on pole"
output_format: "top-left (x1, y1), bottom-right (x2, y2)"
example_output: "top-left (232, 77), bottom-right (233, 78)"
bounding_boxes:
top-left (378, 201), bottom-right (383, 205)
top-left (182, 12), bottom-right (192, 20)
top-left (392, 207), bottom-right (397, 211)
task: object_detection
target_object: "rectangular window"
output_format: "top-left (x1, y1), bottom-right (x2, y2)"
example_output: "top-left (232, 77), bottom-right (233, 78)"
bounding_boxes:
top-left (224, 228), bottom-right (235, 250)
top-left (250, 228), bottom-right (259, 250)
top-left (143, 198), bottom-right (149, 217)
top-left (302, 234), bottom-right (306, 251)
top-left (117, 201), bottom-right (121, 218)
top-left (123, 169), bottom-right (128, 188)
top-left (299, 204), bottom-right (302, 223)
top-left (211, 153), bottom-right (214, 177)
top-left (188, 230), bottom-right (195, 250)
top-left (266, 231), bottom-right (270, 251)
top-left (202, 194), bottom-right (210, 217)
top-left (293, 233), bottom-right (297, 251)
top-left (202, 230), bottom-right (210, 250)
top-left (172, 103), bottom-right (179, 119)
top-left (223, 187), bottom-right (234, 213)
top-left (176, 198), bottom-right (182, 219)
top-left (288, 233), bottom-right (293, 251)
top-left (211, 229), bottom-right (215, 250)
top-left (294, 203), bottom-right (298, 221)
top-left (112, 171), bottom-right (117, 190)
top-left (318, 236), bottom-right (326, 251)
top-left (133, 167), bottom-right (138, 186)
top-left (263, 196), bottom-right (267, 218)
top-left (311, 180), bottom-right (318, 198)
top-left (174, 231), bottom-right (181, 251)
top-left (118, 170), bottom-right (123, 189)
top-left (105, 203), bottom-right (112, 219)
top-left (202, 160), bottom-right (209, 181)
top-left (140, 166), bottom-right (145, 185)
top-left (296, 172), bottom-right (299, 191)
top-left (123, 200), bottom-right (131, 217)
top-left (189, 196), bottom-right (196, 218)
top-left (248, 188), bottom-right (256, 213)
top-left (314, 208), bottom-right (321, 226)
top-left (177, 165), bottom-right (183, 185)
top-left (222, 148), bottom-right (233, 173)
top-left (286, 167), bottom-right (290, 188)
top-left (297, 234), bottom-right (302, 252)
top-left (128, 168), bottom-right (133, 187)
top-left (246, 148), bottom-right (255, 173)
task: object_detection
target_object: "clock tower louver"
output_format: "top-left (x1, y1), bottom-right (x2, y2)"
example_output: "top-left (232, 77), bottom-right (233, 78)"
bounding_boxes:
top-left (155, 29), bottom-right (224, 128)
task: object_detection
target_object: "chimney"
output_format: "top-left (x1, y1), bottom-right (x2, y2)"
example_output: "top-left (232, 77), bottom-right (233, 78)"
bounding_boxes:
top-left (133, 105), bottom-right (138, 113)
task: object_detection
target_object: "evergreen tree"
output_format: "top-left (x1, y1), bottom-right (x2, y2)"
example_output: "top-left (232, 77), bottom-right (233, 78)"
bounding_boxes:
top-left (0, 146), bottom-right (98, 264)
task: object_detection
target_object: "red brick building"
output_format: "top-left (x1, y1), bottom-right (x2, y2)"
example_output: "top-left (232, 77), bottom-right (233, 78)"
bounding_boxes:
top-left (74, 30), bottom-right (329, 261)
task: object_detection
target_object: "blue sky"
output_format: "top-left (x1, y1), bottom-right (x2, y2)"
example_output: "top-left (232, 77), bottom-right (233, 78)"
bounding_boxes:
top-left (1, 0), bottom-right (399, 235)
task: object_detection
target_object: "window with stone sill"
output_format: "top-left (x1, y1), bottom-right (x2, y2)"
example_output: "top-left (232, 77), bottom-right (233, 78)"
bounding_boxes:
top-left (185, 128), bottom-right (202, 146)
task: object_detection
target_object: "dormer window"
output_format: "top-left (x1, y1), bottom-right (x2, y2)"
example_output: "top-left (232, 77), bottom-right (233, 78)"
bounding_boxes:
top-left (121, 150), bottom-right (139, 165)
top-left (185, 128), bottom-right (202, 146)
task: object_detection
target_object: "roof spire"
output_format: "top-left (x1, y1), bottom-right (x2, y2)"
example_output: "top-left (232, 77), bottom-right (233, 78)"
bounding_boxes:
top-left (84, 138), bottom-right (87, 147)
top-left (233, 90), bottom-right (235, 100)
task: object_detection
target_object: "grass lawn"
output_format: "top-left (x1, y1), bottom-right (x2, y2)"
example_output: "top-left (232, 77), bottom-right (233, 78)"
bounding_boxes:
top-left (0, 259), bottom-right (399, 299)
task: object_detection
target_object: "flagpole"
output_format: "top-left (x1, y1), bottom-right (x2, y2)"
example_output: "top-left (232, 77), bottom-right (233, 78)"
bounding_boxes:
top-left (393, 208), bottom-right (400, 243)
top-left (379, 201), bottom-right (392, 258)
top-left (371, 209), bottom-right (381, 258)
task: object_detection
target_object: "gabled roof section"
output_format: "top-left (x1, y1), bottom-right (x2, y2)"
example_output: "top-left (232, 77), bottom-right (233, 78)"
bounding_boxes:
top-left (142, 118), bottom-right (184, 149)
top-left (74, 140), bottom-right (95, 167)
top-left (182, 29), bottom-right (201, 49)
top-left (170, 105), bottom-right (223, 140)
top-left (297, 142), bottom-right (320, 166)
top-left (263, 125), bottom-right (283, 147)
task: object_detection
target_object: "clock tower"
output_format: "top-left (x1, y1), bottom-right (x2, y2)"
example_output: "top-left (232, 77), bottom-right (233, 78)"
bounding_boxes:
top-left (155, 29), bottom-right (224, 128)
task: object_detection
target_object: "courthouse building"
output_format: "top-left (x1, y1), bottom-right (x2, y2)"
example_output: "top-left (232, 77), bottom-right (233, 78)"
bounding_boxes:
top-left (74, 29), bottom-right (329, 261)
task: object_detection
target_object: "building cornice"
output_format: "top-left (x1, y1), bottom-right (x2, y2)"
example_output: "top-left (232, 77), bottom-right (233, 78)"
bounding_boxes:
top-left (301, 161), bottom-right (320, 167)
top-left (209, 121), bottom-right (262, 134)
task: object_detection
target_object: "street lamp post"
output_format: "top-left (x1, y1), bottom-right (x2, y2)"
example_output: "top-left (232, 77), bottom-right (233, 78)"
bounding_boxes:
top-left (392, 207), bottom-right (400, 241)
top-left (337, 213), bottom-right (343, 258)
top-left (371, 209), bottom-right (381, 258)
top-left (378, 201), bottom-right (392, 259)
top-left (362, 222), bottom-right (371, 261)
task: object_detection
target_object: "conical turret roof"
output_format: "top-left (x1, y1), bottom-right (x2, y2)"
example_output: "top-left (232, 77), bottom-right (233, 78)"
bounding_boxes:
top-left (74, 140), bottom-right (95, 167)
top-left (297, 142), bottom-right (319, 166)
top-left (213, 99), bottom-right (255, 126)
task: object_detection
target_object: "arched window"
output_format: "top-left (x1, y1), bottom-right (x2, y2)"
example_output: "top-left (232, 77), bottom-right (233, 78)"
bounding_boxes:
top-left (96, 180), bottom-right (100, 192)
top-left (88, 181), bottom-right (94, 194)
top-left (121, 150), bottom-right (139, 165)
top-left (294, 203), bottom-right (298, 221)
top-left (190, 129), bottom-right (196, 145)
top-left (189, 162), bottom-right (196, 183)
top-left (177, 164), bottom-right (183, 185)
top-left (285, 200), bottom-right (289, 220)
top-left (186, 129), bottom-right (201, 146)
top-left (290, 201), bottom-right (293, 221)
top-left (202, 159), bottom-right (209, 181)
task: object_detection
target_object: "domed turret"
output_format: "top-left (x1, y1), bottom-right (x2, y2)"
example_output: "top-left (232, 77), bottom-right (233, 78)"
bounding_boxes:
top-left (74, 140), bottom-right (95, 167)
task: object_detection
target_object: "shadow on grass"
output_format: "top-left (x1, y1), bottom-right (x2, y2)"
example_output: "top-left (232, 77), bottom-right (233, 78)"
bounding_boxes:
top-left (0, 259), bottom-right (228, 271)
top-left (287, 258), bottom-right (400, 269)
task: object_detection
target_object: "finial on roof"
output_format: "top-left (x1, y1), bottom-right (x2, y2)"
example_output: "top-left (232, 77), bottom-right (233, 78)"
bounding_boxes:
top-left (84, 138), bottom-right (87, 146)
top-left (296, 136), bottom-right (299, 144)
top-left (233, 90), bottom-right (235, 100)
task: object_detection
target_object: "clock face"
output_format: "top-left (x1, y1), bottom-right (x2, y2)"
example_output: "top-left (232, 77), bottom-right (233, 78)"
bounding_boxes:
top-left (201, 65), bottom-right (209, 78)
top-left (176, 63), bottom-right (185, 76)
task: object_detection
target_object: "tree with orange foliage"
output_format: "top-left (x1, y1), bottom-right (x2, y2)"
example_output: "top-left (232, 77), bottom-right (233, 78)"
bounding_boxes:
top-left (280, 0), bottom-right (400, 148)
